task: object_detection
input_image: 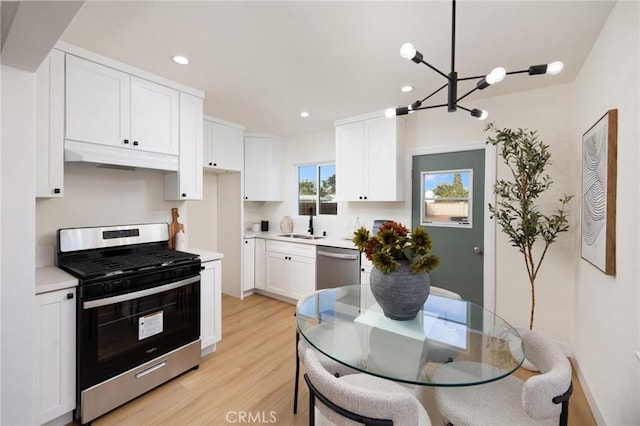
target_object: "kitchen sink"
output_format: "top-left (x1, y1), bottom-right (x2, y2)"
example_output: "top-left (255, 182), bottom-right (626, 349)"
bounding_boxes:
top-left (278, 234), bottom-right (325, 240)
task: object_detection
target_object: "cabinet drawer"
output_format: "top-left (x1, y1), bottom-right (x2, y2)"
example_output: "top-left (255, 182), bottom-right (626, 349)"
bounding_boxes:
top-left (266, 240), bottom-right (316, 258)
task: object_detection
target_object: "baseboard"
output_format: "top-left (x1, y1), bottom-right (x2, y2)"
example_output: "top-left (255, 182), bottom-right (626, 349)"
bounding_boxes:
top-left (570, 356), bottom-right (606, 425)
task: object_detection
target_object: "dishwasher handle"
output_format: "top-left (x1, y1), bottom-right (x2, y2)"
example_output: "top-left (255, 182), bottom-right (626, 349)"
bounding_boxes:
top-left (317, 250), bottom-right (359, 261)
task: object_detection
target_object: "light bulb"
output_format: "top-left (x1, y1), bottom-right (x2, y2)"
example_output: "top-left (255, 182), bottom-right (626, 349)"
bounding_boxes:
top-left (385, 108), bottom-right (397, 118)
top-left (486, 67), bottom-right (506, 85)
top-left (471, 109), bottom-right (488, 120)
top-left (546, 61), bottom-right (564, 75)
top-left (400, 43), bottom-right (417, 60)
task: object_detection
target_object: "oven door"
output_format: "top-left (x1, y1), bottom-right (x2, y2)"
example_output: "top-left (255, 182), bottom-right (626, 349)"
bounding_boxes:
top-left (79, 275), bottom-right (200, 390)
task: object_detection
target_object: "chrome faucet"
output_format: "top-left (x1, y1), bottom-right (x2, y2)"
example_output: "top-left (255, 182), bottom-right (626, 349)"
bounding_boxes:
top-left (308, 207), bottom-right (314, 235)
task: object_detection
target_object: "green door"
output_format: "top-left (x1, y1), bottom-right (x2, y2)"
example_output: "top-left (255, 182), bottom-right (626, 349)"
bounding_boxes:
top-left (412, 150), bottom-right (485, 306)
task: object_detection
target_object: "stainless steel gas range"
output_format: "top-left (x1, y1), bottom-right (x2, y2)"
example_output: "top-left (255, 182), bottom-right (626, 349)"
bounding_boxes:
top-left (56, 223), bottom-right (202, 424)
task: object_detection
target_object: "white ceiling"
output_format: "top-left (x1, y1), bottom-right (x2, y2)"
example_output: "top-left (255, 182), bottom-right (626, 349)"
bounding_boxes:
top-left (59, 1), bottom-right (615, 138)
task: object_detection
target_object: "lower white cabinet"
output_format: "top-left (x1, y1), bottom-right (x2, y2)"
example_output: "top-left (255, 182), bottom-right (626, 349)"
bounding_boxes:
top-left (361, 256), bottom-right (373, 285)
top-left (243, 239), bottom-right (256, 292)
top-left (265, 240), bottom-right (316, 300)
top-left (254, 239), bottom-right (266, 290)
top-left (36, 287), bottom-right (76, 425)
top-left (200, 259), bottom-right (222, 355)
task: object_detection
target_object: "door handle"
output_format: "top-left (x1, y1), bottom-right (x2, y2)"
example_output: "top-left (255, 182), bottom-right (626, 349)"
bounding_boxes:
top-left (473, 246), bottom-right (483, 255)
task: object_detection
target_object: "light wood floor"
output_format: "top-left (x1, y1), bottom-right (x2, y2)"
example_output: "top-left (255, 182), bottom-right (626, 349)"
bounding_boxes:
top-left (94, 293), bottom-right (596, 426)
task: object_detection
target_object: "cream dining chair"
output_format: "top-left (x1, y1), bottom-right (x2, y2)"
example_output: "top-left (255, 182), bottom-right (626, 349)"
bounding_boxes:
top-left (303, 348), bottom-right (432, 426)
top-left (432, 329), bottom-right (573, 425)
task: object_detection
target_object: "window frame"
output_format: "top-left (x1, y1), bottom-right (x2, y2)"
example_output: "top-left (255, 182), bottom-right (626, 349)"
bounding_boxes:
top-left (420, 168), bottom-right (473, 229)
top-left (295, 162), bottom-right (337, 217)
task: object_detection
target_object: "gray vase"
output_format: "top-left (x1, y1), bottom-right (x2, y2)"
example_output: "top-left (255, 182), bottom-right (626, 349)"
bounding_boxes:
top-left (369, 261), bottom-right (431, 321)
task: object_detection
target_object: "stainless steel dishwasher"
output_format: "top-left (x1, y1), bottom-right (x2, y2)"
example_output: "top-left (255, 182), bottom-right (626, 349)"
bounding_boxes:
top-left (316, 246), bottom-right (361, 289)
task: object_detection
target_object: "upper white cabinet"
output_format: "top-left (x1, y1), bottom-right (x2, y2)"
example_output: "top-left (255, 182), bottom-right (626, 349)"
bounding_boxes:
top-left (36, 288), bottom-right (76, 425)
top-left (204, 116), bottom-right (244, 172)
top-left (130, 76), bottom-right (180, 155)
top-left (165, 93), bottom-right (203, 200)
top-left (66, 55), bottom-right (180, 155)
top-left (335, 113), bottom-right (405, 202)
top-left (244, 134), bottom-right (284, 201)
top-left (35, 49), bottom-right (65, 198)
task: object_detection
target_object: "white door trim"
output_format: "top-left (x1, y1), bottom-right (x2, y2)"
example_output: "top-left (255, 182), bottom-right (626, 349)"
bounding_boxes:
top-left (407, 142), bottom-right (497, 312)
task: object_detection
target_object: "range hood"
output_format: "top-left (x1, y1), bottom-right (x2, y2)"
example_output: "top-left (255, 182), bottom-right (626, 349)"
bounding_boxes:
top-left (64, 140), bottom-right (178, 172)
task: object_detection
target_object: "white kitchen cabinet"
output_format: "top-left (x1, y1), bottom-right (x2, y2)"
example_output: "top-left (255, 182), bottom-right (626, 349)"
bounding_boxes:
top-left (254, 238), bottom-right (266, 290)
top-left (200, 259), bottom-right (222, 356)
top-left (35, 49), bottom-right (65, 198)
top-left (265, 240), bottom-right (315, 300)
top-left (203, 116), bottom-right (244, 172)
top-left (243, 238), bottom-right (256, 292)
top-left (335, 114), bottom-right (405, 202)
top-left (164, 93), bottom-right (203, 200)
top-left (360, 256), bottom-right (373, 285)
top-left (130, 76), bottom-right (180, 155)
top-left (36, 287), bottom-right (76, 425)
top-left (244, 134), bottom-right (284, 201)
top-left (66, 55), bottom-right (180, 156)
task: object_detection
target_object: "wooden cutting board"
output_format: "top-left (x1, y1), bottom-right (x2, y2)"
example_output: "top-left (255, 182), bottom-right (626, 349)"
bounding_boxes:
top-left (168, 208), bottom-right (185, 249)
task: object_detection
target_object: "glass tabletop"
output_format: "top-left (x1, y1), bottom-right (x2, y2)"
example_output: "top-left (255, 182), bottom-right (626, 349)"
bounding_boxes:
top-left (296, 285), bottom-right (524, 387)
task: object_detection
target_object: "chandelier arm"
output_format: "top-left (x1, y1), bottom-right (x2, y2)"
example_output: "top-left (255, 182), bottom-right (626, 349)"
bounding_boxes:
top-left (456, 105), bottom-right (473, 113)
top-left (456, 86), bottom-right (479, 103)
top-left (418, 83), bottom-right (449, 103)
top-left (411, 103), bottom-right (449, 112)
top-left (418, 59), bottom-right (450, 80)
top-left (458, 74), bottom-right (486, 82)
top-left (506, 69), bottom-right (530, 75)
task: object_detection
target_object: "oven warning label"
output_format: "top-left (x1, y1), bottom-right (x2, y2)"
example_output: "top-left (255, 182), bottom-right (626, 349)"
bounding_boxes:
top-left (139, 311), bottom-right (163, 340)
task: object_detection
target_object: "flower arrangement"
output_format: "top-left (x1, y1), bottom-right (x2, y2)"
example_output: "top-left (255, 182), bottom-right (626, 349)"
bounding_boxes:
top-left (353, 221), bottom-right (440, 274)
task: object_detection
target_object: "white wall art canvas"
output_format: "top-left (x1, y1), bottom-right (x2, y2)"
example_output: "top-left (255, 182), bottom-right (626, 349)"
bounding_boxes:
top-left (581, 109), bottom-right (617, 275)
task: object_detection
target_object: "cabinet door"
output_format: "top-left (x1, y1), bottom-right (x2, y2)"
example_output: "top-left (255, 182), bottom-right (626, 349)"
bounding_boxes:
top-left (36, 288), bottom-right (76, 425)
top-left (131, 76), bottom-right (179, 155)
top-left (35, 49), bottom-right (65, 198)
top-left (65, 54), bottom-right (130, 147)
top-left (244, 136), bottom-right (283, 201)
top-left (289, 255), bottom-right (316, 300)
top-left (243, 239), bottom-right (256, 292)
top-left (336, 121), bottom-right (365, 201)
top-left (165, 93), bottom-right (203, 200)
top-left (365, 117), bottom-right (400, 201)
top-left (201, 260), bottom-right (222, 352)
top-left (244, 136), bottom-right (269, 201)
top-left (265, 251), bottom-right (290, 296)
top-left (205, 121), bottom-right (243, 171)
top-left (254, 238), bottom-right (266, 290)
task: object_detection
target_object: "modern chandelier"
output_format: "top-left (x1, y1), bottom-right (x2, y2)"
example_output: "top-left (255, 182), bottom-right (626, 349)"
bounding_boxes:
top-left (385, 0), bottom-right (563, 120)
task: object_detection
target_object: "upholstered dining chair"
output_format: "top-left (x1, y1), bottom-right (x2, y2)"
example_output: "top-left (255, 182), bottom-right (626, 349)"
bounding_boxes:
top-left (429, 286), bottom-right (462, 300)
top-left (432, 329), bottom-right (573, 426)
top-left (303, 348), bottom-right (432, 426)
top-left (294, 289), bottom-right (360, 414)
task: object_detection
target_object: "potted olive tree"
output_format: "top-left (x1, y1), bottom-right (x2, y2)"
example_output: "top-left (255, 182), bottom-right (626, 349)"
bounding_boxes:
top-left (486, 123), bottom-right (573, 330)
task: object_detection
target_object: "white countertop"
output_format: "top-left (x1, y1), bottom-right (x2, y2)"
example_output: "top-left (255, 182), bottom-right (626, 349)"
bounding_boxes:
top-left (36, 266), bottom-right (78, 295)
top-left (243, 231), bottom-right (358, 250)
top-left (35, 248), bottom-right (224, 295)
top-left (183, 248), bottom-right (224, 262)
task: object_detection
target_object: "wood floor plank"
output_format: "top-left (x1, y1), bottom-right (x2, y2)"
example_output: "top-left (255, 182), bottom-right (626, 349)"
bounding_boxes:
top-left (92, 293), bottom-right (595, 426)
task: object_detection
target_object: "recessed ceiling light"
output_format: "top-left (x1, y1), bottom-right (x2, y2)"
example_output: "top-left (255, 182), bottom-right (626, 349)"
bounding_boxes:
top-left (401, 85), bottom-right (414, 93)
top-left (300, 111), bottom-right (310, 118)
top-left (172, 55), bottom-right (189, 65)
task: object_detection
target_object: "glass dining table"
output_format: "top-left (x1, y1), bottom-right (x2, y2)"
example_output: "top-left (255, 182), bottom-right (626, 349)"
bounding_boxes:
top-left (296, 285), bottom-right (525, 387)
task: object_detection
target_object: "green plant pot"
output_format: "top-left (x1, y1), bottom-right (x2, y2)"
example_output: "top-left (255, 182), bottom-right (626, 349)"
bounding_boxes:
top-left (369, 262), bottom-right (430, 321)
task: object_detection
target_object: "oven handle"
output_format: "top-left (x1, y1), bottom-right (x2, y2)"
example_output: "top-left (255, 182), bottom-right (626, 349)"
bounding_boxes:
top-left (83, 275), bottom-right (200, 309)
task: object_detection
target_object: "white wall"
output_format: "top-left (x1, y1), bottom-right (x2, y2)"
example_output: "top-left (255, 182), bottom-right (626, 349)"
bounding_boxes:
top-left (572, 2), bottom-right (639, 424)
top-left (35, 163), bottom-right (189, 265)
top-left (1, 65), bottom-right (36, 425)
